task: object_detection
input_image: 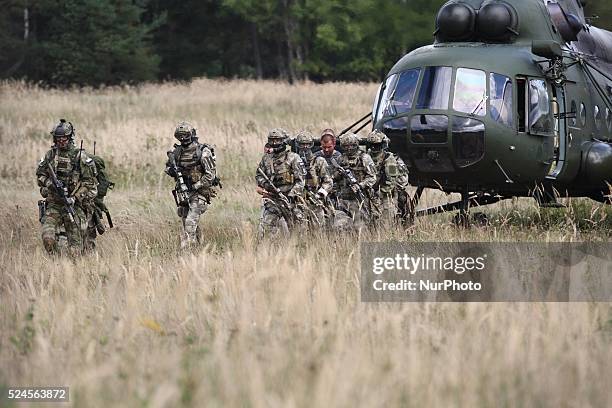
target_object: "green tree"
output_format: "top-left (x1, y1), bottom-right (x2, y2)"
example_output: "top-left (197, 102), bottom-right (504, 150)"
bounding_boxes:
top-left (1, 0), bottom-right (160, 86)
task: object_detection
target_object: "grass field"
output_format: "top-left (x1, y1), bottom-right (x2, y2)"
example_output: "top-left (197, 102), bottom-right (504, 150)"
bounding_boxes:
top-left (0, 79), bottom-right (611, 407)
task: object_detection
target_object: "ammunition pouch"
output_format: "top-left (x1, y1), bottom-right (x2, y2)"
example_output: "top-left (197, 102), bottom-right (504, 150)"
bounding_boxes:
top-left (177, 204), bottom-right (189, 218)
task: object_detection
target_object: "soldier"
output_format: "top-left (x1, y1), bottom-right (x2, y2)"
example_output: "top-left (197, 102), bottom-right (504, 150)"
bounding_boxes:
top-left (36, 119), bottom-right (98, 256)
top-left (85, 145), bottom-right (114, 251)
top-left (395, 155), bottom-right (413, 225)
top-left (165, 122), bottom-right (219, 249)
top-left (314, 128), bottom-right (341, 165)
top-left (255, 128), bottom-right (306, 239)
top-left (330, 133), bottom-right (377, 230)
top-left (295, 130), bottom-right (334, 227)
top-left (367, 130), bottom-right (399, 225)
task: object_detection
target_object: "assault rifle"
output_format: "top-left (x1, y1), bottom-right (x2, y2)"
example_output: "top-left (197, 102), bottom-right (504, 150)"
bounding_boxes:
top-left (256, 167), bottom-right (296, 228)
top-left (330, 158), bottom-right (372, 219)
top-left (166, 151), bottom-right (191, 206)
top-left (47, 162), bottom-right (76, 224)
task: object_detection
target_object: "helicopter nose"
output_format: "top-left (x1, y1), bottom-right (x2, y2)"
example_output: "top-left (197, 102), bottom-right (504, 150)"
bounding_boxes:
top-left (406, 113), bottom-right (486, 173)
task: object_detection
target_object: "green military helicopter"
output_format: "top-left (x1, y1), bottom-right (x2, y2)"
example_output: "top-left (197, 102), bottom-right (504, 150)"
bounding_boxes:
top-left (346, 0), bottom-right (612, 219)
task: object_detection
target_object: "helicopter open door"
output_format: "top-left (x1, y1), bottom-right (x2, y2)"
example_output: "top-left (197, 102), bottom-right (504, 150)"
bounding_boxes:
top-left (547, 84), bottom-right (567, 179)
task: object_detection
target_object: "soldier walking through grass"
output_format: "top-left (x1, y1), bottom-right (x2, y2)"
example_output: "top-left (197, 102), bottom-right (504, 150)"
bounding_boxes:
top-left (36, 119), bottom-right (98, 256)
top-left (165, 122), bottom-right (220, 249)
top-left (256, 128), bottom-right (306, 239)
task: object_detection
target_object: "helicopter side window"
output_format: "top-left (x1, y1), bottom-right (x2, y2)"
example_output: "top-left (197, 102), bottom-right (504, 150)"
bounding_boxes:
top-left (580, 103), bottom-right (587, 127)
top-left (606, 108), bottom-right (612, 132)
top-left (489, 73), bottom-right (513, 127)
top-left (453, 68), bottom-right (486, 116)
top-left (594, 105), bottom-right (602, 131)
top-left (416, 66), bottom-right (452, 110)
top-left (528, 79), bottom-right (553, 134)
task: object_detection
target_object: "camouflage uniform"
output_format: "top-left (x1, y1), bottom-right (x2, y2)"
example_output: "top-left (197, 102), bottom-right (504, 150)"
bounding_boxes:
top-left (367, 131), bottom-right (399, 225)
top-left (313, 149), bottom-right (341, 167)
top-left (256, 128), bottom-right (305, 239)
top-left (165, 122), bottom-right (219, 248)
top-left (36, 120), bottom-right (98, 255)
top-left (330, 133), bottom-right (377, 230)
top-left (395, 156), bottom-right (413, 223)
top-left (296, 131), bottom-right (334, 227)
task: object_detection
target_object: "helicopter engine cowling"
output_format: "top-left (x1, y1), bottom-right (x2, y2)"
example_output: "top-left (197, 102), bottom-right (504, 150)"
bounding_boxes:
top-left (582, 141), bottom-right (612, 185)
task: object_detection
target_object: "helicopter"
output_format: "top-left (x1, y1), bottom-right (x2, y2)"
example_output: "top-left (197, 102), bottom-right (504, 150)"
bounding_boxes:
top-left (342, 0), bottom-right (612, 221)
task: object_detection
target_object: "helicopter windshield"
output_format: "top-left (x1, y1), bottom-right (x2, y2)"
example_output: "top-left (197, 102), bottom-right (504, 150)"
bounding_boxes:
top-left (416, 66), bottom-right (452, 110)
top-left (453, 68), bottom-right (486, 116)
top-left (375, 68), bottom-right (421, 121)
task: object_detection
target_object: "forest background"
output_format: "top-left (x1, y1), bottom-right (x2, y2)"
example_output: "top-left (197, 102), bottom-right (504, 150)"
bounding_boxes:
top-left (1, 0), bottom-right (611, 87)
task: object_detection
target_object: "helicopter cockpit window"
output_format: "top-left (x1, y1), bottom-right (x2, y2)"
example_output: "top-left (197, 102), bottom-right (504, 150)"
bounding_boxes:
top-left (489, 73), bottom-right (513, 127)
top-left (606, 108), bottom-right (612, 131)
top-left (376, 68), bottom-right (422, 120)
top-left (375, 74), bottom-right (399, 122)
top-left (416, 66), bottom-right (452, 110)
top-left (453, 68), bottom-right (486, 116)
top-left (528, 79), bottom-right (553, 134)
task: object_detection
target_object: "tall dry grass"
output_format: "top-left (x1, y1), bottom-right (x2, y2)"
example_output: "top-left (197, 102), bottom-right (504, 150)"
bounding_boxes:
top-left (0, 79), bottom-right (611, 407)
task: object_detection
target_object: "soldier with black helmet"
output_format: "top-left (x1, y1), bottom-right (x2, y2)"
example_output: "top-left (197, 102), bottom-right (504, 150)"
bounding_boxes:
top-left (165, 121), bottom-right (219, 249)
top-left (36, 119), bottom-right (98, 256)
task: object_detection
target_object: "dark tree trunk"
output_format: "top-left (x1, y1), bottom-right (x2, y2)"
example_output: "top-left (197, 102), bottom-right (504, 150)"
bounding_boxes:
top-left (250, 22), bottom-right (263, 79)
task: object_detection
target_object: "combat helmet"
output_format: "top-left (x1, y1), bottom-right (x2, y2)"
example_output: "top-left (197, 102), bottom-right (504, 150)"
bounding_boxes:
top-left (50, 119), bottom-right (74, 140)
top-left (175, 121), bottom-right (196, 145)
top-left (296, 130), bottom-right (314, 149)
top-left (366, 130), bottom-right (389, 152)
top-left (339, 132), bottom-right (360, 156)
top-left (267, 128), bottom-right (287, 148)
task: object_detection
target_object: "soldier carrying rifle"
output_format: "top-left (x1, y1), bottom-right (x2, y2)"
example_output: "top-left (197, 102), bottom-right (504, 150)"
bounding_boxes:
top-left (165, 121), bottom-right (220, 249)
top-left (36, 119), bottom-right (98, 256)
top-left (330, 133), bottom-right (377, 231)
top-left (255, 128), bottom-right (305, 240)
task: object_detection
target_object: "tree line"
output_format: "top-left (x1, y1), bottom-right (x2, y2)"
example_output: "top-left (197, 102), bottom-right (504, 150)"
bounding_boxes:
top-left (0, 0), bottom-right (610, 87)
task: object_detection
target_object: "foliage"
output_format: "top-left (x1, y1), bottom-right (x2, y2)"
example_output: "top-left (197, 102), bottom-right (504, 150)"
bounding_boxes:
top-left (2, 0), bottom-right (612, 86)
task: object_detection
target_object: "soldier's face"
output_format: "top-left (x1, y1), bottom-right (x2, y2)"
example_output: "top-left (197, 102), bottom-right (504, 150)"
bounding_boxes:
top-left (321, 139), bottom-right (335, 157)
top-left (55, 136), bottom-right (70, 149)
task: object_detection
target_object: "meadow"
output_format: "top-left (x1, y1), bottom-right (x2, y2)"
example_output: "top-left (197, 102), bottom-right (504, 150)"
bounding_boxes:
top-left (0, 79), bottom-right (611, 407)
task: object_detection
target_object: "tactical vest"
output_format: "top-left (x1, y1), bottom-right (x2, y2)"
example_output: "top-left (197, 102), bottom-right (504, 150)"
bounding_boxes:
top-left (267, 151), bottom-right (294, 188)
top-left (52, 148), bottom-right (81, 188)
top-left (173, 142), bottom-right (212, 185)
top-left (302, 153), bottom-right (318, 190)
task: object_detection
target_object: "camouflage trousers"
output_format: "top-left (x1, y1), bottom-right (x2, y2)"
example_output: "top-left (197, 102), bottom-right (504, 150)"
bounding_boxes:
top-left (371, 191), bottom-right (398, 226)
top-left (178, 193), bottom-right (209, 248)
top-left (41, 201), bottom-right (88, 256)
top-left (257, 199), bottom-right (303, 240)
top-left (333, 198), bottom-right (371, 231)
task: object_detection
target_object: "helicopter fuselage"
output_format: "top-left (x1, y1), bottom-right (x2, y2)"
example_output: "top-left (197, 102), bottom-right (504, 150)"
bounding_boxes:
top-left (372, 0), bottom-right (612, 203)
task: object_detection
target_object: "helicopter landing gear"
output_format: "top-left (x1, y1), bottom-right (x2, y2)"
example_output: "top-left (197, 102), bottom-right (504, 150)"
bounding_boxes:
top-left (414, 189), bottom-right (503, 227)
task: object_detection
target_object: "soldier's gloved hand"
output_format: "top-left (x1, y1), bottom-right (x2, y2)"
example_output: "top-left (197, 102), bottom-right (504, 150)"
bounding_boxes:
top-left (66, 197), bottom-right (76, 206)
top-left (193, 180), bottom-right (204, 190)
top-left (350, 184), bottom-right (360, 193)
